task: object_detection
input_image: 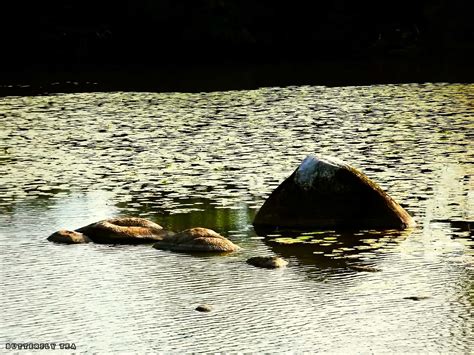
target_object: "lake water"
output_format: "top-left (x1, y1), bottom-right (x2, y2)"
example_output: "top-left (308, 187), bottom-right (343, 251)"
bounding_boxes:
top-left (0, 83), bottom-right (472, 353)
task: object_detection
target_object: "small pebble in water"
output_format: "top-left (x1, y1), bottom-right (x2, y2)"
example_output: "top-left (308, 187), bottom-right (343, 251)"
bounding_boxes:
top-left (247, 256), bottom-right (288, 269)
top-left (347, 265), bottom-right (381, 272)
top-left (403, 296), bottom-right (431, 301)
top-left (195, 304), bottom-right (212, 312)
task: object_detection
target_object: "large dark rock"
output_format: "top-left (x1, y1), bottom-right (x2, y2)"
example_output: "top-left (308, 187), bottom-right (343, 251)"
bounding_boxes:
top-left (253, 155), bottom-right (415, 230)
top-left (152, 227), bottom-right (240, 253)
top-left (74, 217), bottom-right (173, 244)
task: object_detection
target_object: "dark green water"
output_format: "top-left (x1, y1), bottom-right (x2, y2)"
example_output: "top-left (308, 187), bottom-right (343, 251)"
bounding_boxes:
top-left (0, 83), bottom-right (472, 353)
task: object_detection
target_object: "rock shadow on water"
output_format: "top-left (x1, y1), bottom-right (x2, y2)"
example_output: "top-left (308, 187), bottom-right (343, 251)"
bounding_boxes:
top-left (256, 226), bottom-right (414, 272)
top-left (430, 219), bottom-right (473, 237)
top-left (114, 196), bottom-right (255, 242)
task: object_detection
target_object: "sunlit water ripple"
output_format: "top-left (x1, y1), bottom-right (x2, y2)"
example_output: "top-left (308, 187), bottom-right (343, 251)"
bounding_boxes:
top-left (0, 83), bottom-right (473, 353)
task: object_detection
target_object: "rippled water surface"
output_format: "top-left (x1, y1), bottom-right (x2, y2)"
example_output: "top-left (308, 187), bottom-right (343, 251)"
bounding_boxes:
top-left (1, 83), bottom-right (473, 353)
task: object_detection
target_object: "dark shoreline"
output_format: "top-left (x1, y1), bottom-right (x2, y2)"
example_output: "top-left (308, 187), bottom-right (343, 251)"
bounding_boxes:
top-left (1, 55), bottom-right (473, 97)
top-left (3, 0), bottom-right (473, 96)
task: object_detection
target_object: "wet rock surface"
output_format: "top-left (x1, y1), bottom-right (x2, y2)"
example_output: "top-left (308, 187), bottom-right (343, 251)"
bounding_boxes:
top-left (253, 155), bottom-right (415, 230)
top-left (195, 304), bottom-right (213, 312)
top-left (49, 217), bottom-right (172, 244)
top-left (153, 227), bottom-right (240, 253)
top-left (246, 256), bottom-right (288, 269)
top-left (76, 217), bottom-right (171, 244)
top-left (47, 229), bottom-right (91, 244)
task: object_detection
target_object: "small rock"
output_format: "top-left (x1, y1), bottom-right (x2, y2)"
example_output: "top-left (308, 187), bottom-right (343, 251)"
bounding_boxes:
top-left (47, 229), bottom-right (91, 244)
top-left (246, 256), bottom-right (288, 269)
top-left (403, 296), bottom-right (431, 301)
top-left (348, 265), bottom-right (381, 272)
top-left (195, 304), bottom-right (212, 312)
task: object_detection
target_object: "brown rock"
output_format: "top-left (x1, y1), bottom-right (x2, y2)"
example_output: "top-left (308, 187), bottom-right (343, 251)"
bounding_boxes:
top-left (75, 217), bottom-right (173, 244)
top-left (152, 227), bottom-right (240, 253)
top-left (246, 256), bottom-right (288, 269)
top-left (195, 304), bottom-right (213, 312)
top-left (47, 229), bottom-right (91, 244)
top-left (253, 155), bottom-right (416, 230)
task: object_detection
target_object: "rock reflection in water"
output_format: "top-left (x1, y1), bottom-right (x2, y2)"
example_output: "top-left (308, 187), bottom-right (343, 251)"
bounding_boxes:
top-left (260, 228), bottom-right (413, 270)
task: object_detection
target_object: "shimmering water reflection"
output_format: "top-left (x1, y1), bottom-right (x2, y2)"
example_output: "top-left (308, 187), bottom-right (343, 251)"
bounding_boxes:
top-left (0, 83), bottom-right (472, 353)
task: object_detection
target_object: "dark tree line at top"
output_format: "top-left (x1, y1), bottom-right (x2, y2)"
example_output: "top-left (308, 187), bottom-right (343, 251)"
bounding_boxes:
top-left (1, 0), bottom-right (473, 82)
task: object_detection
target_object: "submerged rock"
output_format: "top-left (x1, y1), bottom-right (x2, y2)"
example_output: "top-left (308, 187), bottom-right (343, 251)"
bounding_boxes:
top-left (75, 217), bottom-right (172, 244)
top-left (246, 256), bottom-right (288, 269)
top-left (152, 227), bottom-right (240, 253)
top-left (195, 304), bottom-right (213, 312)
top-left (47, 229), bottom-right (91, 244)
top-left (403, 296), bottom-right (431, 301)
top-left (347, 265), bottom-right (381, 272)
top-left (253, 155), bottom-right (415, 230)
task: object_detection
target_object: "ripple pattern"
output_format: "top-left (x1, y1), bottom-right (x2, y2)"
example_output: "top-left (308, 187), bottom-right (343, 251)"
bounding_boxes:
top-left (0, 83), bottom-right (472, 353)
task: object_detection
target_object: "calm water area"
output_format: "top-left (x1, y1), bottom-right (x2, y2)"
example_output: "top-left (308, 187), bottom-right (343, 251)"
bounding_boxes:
top-left (0, 83), bottom-right (473, 353)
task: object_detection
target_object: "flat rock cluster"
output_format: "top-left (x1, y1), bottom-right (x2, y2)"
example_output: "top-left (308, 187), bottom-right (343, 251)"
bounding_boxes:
top-left (48, 156), bottom-right (415, 272)
top-left (48, 217), bottom-right (240, 253)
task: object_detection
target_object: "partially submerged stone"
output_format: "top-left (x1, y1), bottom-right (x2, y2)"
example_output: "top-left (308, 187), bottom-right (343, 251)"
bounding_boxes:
top-left (246, 256), bottom-right (288, 269)
top-left (347, 265), bottom-right (381, 272)
top-left (152, 227), bottom-right (240, 253)
top-left (74, 217), bottom-right (172, 244)
top-left (253, 155), bottom-right (415, 230)
top-left (195, 304), bottom-right (213, 312)
top-left (47, 229), bottom-right (91, 244)
top-left (403, 296), bottom-right (431, 301)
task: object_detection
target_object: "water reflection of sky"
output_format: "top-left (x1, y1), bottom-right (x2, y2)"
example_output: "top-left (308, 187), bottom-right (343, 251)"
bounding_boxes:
top-left (0, 83), bottom-right (472, 352)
